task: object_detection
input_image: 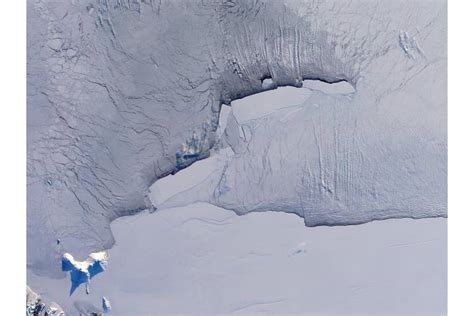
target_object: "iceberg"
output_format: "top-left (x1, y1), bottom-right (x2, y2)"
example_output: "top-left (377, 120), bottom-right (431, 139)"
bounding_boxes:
top-left (102, 296), bottom-right (112, 313)
top-left (61, 251), bottom-right (108, 295)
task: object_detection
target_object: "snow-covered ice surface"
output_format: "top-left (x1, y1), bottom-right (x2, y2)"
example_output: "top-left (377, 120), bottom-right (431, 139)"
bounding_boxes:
top-left (27, 0), bottom-right (447, 313)
top-left (28, 205), bottom-right (447, 315)
top-left (30, 96), bottom-right (447, 313)
top-left (27, 0), bottom-right (447, 279)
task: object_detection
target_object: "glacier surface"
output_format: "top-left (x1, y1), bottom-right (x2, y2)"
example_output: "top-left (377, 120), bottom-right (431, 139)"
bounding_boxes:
top-left (27, 0), bottom-right (446, 281)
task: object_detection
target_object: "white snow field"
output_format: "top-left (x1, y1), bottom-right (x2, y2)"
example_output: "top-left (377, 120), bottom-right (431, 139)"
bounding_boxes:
top-left (28, 205), bottom-right (447, 315)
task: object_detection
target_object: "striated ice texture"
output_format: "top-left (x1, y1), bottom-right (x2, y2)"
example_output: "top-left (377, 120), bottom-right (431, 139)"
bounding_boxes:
top-left (150, 82), bottom-right (446, 225)
top-left (28, 0), bottom-right (447, 277)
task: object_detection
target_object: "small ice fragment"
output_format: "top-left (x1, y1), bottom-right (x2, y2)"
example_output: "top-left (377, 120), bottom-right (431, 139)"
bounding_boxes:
top-left (290, 242), bottom-right (307, 256)
top-left (398, 30), bottom-right (425, 59)
top-left (261, 78), bottom-right (275, 90)
top-left (102, 296), bottom-right (112, 313)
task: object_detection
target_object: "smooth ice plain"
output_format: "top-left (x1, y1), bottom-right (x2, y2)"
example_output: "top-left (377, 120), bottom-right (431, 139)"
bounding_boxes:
top-left (29, 204), bottom-right (447, 315)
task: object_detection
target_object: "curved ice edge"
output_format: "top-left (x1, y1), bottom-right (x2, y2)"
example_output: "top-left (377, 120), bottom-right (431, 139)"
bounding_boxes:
top-left (162, 78), bottom-right (356, 179)
top-left (222, 77), bottom-right (356, 105)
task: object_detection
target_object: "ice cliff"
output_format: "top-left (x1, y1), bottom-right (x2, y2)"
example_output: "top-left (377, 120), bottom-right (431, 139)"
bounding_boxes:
top-left (27, 0), bottom-right (446, 277)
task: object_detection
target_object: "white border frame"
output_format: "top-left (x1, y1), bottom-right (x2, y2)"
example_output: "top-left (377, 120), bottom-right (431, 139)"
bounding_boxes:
top-left (0, 0), bottom-right (472, 314)
top-left (448, 0), bottom-right (474, 314)
top-left (0, 0), bottom-right (27, 314)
